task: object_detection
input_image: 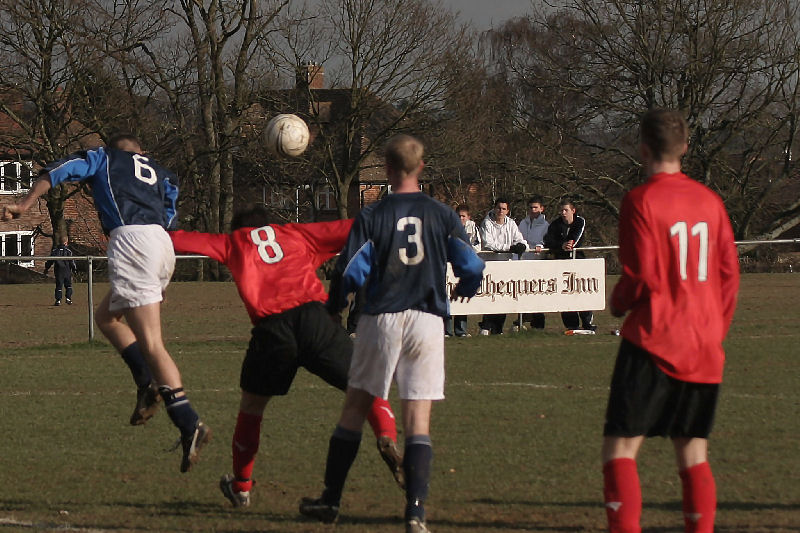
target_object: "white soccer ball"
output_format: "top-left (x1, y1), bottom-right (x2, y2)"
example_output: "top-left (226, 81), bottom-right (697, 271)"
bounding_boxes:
top-left (264, 113), bottom-right (310, 157)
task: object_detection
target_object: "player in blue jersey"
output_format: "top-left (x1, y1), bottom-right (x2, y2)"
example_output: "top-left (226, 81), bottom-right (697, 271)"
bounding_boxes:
top-left (299, 135), bottom-right (485, 533)
top-left (1, 134), bottom-right (210, 473)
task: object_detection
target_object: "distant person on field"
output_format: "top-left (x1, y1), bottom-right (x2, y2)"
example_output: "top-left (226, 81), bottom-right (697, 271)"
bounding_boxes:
top-left (169, 205), bottom-right (402, 508)
top-left (516, 195), bottom-right (549, 330)
top-left (602, 109), bottom-right (740, 533)
top-left (543, 199), bottom-right (596, 331)
top-left (478, 198), bottom-right (527, 335)
top-left (445, 203), bottom-right (480, 337)
top-left (44, 236), bottom-right (77, 306)
top-left (1, 133), bottom-right (210, 473)
top-left (299, 135), bottom-right (484, 533)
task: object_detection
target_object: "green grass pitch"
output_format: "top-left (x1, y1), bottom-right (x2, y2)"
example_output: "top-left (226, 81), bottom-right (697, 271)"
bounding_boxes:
top-left (0, 275), bottom-right (797, 532)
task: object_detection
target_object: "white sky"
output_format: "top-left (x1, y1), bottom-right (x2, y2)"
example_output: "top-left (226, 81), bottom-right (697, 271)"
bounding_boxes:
top-left (443, 0), bottom-right (533, 30)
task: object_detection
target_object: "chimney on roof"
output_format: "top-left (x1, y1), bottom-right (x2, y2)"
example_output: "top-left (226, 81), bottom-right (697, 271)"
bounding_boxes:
top-left (296, 61), bottom-right (324, 90)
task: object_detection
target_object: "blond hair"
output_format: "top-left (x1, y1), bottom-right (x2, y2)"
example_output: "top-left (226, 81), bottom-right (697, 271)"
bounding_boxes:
top-left (385, 134), bottom-right (424, 175)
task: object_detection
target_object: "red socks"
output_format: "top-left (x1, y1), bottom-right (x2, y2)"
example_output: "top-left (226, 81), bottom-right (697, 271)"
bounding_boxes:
top-left (366, 396), bottom-right (397, 441)
top-left (603, 459), bottom-right (716, 533)
top-left (603, 458), bottom-right (642, 533)
top-left (232, 411), bottom-right (262, 492)
top-left (680, 462), bottom-right (716, 533)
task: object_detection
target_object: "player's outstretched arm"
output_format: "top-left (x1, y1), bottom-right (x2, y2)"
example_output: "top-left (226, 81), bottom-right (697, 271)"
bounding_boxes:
top-left (447, 235), bottom-right (485, 299)
top-left (1, 174), bottom-right (52, 221)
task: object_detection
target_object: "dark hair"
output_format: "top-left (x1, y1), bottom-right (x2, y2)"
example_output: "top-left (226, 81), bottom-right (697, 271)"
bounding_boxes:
top-left (560, 198), bottom-right (576, 210)
top-left (527, 195), bottom-right (544, 206)
top-left (640, 109), bottom-right (688, 161)
top-left (231, 205), bottom-right (271, 230)
top-left (494, 197), bottom-right (509, 208)
top-left (108, 133), bottom-right (142, 151)
top-left (455, 203), bottom-right (470, 214)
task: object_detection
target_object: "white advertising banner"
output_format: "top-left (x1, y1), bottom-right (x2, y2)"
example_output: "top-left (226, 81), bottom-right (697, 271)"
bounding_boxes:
top-left (447, 258), bottom-right (606, 315)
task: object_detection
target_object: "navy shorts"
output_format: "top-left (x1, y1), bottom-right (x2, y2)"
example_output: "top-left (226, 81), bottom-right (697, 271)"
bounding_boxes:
top-left (603, 339), bottom-right (719, 439)
top-left (240, 301), bottom-right (353, 396)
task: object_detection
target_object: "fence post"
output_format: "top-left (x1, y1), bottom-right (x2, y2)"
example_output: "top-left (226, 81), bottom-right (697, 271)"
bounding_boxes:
top-left (88, 257), bottom-right (94, 341)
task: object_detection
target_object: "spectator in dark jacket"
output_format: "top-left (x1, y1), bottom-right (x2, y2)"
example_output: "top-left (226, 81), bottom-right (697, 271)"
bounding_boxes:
top-left (544, 200), bottom-right (596, 331)
top-left (44, 237), bottom-right (77, 306)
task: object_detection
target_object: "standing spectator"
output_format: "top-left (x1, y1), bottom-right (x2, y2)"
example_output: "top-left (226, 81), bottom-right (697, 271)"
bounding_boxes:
top-left (445, 204), bottom-right (480, 337)
top-left (44, 236), bottom-right (77, 306)
top-left (170, 206), bottom-right (402, 508)
top-left (1, 134), bottom-right (210, 473)
top-left (543, 200), bottom-right (596, 331)
top-left (602, 109), bottom-right (739, 533)
top-left (516, 195), bottom-right (549, 330)
top-left (299, 135), bottom-right (484, 533)
top-left (478, 198), bottom-right (527, 335)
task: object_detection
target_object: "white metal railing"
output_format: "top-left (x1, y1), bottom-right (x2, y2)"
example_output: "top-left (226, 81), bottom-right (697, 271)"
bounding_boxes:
top-left (1, 239), bottom-right (798, 341)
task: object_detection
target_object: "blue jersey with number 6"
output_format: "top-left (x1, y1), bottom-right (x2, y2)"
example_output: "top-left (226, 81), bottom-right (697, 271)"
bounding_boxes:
top-left (330, 192), bottom-right (484, 317)
top-left (45, 147), bottom-right (179, 233)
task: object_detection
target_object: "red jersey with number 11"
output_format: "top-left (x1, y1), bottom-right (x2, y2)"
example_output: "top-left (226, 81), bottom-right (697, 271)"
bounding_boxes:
top-left (611, 172), bottom-right (739, 383)
top-left (170, 219), bottom-right (353, 324)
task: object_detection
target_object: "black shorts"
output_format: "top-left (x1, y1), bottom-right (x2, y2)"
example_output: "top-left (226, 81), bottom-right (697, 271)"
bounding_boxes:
top-left (603, 339), bottom-right (719, 439)
top-left (240, 301), bottom-right (353, 396)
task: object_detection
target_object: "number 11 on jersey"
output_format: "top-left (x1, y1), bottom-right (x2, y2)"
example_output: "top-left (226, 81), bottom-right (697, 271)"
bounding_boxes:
top-left (670, 221), bottom-right (708, 281)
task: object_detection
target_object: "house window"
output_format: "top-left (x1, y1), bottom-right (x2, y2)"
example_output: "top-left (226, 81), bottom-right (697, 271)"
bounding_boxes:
top-left (316, 186), bottom-right (336, 210)
top-left (1, 231), bottom-right (35, 267)
top-left (0, 161), bottom-right (33, 193)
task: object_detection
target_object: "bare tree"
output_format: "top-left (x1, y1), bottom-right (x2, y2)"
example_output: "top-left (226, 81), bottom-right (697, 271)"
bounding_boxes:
top-left (486, 0), bottom-right (800, 239)
top-left (0, 0), bottom-right (111, 242)
top-left (102, 0), bottom-right (290, 236)
top-left (271, 0), bottom-right (473, 218)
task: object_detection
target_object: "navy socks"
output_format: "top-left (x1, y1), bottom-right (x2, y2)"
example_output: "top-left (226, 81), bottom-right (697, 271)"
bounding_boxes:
top-left (404, 435), bottom-right (433, 521)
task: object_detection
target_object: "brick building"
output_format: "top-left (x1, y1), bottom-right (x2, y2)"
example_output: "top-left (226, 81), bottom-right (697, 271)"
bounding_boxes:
top-left (0, 92), bottom-right (106, 278)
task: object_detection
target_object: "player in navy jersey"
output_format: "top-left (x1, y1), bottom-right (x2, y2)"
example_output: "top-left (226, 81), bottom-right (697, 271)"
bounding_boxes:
top-left (300, 135), bottom-right (485, 533)
top-left (169, 205), bottom-right (403, 508)
top-left (1, 134), bottom-right (210, 473)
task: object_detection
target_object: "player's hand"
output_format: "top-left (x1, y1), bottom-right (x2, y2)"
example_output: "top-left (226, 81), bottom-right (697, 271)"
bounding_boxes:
top-left (534, 245), bottom-right (543, 253)
top-left (1, 204), bottom-right (23, 221)
top-left (449, 285), bottom-right (471, 303)
top-left (563, 240), bottom-right (574, 251)
top-left (609, 303), bottom-right (626, 318)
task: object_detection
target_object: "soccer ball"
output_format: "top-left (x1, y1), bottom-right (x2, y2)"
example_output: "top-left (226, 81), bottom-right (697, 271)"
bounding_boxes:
top-left (264, 113), bottom-right (310, 157)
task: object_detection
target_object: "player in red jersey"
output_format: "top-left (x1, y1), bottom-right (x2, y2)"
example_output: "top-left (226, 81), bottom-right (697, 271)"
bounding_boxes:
top-left (602, 109), bottom-right (740, 533)
top-left (169, 205), bottom-right (402, 508)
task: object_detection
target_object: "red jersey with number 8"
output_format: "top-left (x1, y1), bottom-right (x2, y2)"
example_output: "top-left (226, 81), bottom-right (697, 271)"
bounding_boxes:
top-left (170, 219), bottom-right (353, 323)
top-left (611, 172), bottom-right (739, 383)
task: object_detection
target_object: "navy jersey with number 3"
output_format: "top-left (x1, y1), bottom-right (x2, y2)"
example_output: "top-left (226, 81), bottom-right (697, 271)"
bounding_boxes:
top-left (330, 192), bottom-right (484, 317)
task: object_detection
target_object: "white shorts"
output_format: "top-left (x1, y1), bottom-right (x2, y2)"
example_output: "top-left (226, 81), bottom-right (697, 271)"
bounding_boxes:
top-left (107, 225), bottom-right (175, 312)
top-left (349, 310), bottom-right (445, 401)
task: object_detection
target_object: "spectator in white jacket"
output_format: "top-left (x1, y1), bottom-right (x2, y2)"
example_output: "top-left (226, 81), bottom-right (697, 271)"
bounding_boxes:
top-left (516, 195), bottom-right (549, 330)
top-left (478, 198), bottom-right (527, 335)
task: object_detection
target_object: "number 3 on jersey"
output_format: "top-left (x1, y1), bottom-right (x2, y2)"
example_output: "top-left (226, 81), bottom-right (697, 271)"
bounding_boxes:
top-left (397, 216), bottom-right (424, 265)
top-left (670, 221), bottom-right (708, 281)
top-left (251, 226), bottom-right (284, 263)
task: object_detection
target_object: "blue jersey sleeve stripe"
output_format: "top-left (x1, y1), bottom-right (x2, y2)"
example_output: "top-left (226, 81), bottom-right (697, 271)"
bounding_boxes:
top-left (104, 153), bottom-right (125, 226)
top-left (447, 235), bottom-right (485, 297)
top-left (341, 240), bottom-right (374, 297)
top-left (164, 177), bottom-right (179, 229)
top-left (46, 149), bottom-right (106, 186)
